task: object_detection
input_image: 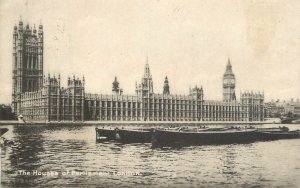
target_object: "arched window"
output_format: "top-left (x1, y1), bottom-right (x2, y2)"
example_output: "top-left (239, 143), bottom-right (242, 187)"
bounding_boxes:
top-left (29, 56), bottom-right (32, 68)
top-left (24, 55), bottom-right (27, 68)
top-left (33, 57), bottom-right (36, 69)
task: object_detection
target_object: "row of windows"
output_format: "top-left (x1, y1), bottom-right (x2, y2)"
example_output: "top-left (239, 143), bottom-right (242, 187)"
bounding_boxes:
top-left (87, 99), bottom-right (198, 106)
top-left (24, 55), bottom-right (39, 69)
top-left (87, 101), bottom-right (201, 109)
top-left (93, 111), bottom-right (198, 117)
top-left (25, 45), bottom-right (38, 53)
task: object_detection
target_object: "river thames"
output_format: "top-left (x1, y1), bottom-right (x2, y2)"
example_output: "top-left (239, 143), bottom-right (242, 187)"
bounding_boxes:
top-left (1, 124), bottom-right (299, 187)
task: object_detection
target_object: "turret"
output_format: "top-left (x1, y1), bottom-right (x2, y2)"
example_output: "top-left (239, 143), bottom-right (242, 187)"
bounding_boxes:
top-left (33, 24), bottom-right (37, 35)
top-left (25, 24), bottom-right (30, 35)
top-left (136, 57), bottom-right (154, 97)
top-left (18, 19), bottom-right (23, 32)
top-left (163, 76), bottom-right (170, 95)
top-left (38, 22), bottom-right (43, 46)
top-left (144, 58), bottom-right (151, 77)
top-left (112, 76), bottom-right (122, 95)
top-left (13, 25), bottom-right (18, 35)
top-left (189, 85), bottom-right (204, 100)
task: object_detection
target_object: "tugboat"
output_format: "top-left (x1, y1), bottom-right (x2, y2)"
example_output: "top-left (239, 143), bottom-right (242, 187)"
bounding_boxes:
top-left (152, 127), bottom-right (258, 147)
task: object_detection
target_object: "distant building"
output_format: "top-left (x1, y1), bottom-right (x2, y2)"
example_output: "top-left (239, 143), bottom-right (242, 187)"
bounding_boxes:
top-left (11, 20), bottom-right (264, 122)
top-left (265, 99), bottom-right (300, 117)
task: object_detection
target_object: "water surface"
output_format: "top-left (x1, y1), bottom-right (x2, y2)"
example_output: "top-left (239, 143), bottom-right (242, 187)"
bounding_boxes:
top-left (1, 124), bottom-right (300, 187)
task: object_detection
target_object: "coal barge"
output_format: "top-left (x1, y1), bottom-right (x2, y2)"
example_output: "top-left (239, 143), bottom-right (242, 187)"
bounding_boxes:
top-left (152, 126), bottom-right (300, 147)
top-left (151, 128), bottom-right (258, 147)
top-left (95, 126), bottom-right (300, 146)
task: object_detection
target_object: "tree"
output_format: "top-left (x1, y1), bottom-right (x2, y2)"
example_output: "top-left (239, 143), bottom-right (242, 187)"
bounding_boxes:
top-left (0, 104), bottom-right (16, 120)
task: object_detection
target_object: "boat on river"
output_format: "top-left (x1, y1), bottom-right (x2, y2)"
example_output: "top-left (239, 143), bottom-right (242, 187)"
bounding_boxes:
top-left (256, 126), bottom-right (300, 141)
top-left (95, 127), bottom-right (117, 141)
top-left (95, 127), bottom-right (154, 143)
top-left (151, 128), bottom-right (258, 147)
top-left (96, 126), bottom-right (300, 146)
top-left (115, 128), bottom-right (153, 143)
top-left (152, 126), bottom-right (300, 147)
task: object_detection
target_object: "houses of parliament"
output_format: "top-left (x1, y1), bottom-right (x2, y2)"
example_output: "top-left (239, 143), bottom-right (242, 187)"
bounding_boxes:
top-left (11, 20), bottom-right (264, 122)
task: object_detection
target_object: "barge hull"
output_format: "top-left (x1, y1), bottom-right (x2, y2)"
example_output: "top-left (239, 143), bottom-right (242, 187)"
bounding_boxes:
top-left (96, 128), bottom-right (116, 141)
top-left (116, 129), bottom-right (153, 143)
top-left (152, 130), bottom-right (258, 147)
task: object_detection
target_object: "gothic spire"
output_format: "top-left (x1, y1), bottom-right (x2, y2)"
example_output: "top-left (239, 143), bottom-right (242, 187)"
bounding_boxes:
top-left (227, 58), bottom-right (231, 67)
top-left (144, 57), bottom-right (151, 77)
top-left (224, 58), bottom-right (234, 76)
top-left (163, 76), bottom-right (170, 95)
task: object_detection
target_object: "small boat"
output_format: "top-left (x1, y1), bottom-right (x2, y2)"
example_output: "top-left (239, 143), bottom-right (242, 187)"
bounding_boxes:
top-left (0, 128), bottom-right (9, 137)
top-left (256, 126), bottom-right (289, 132)
top-left (256, 126), bottom-right (300, 141)
top-left (115, 128), bottom-right (153, 143)
top-left (152, 128), bottom-right (258, 147)
top-left (280, 117), bottom-right (298, 124)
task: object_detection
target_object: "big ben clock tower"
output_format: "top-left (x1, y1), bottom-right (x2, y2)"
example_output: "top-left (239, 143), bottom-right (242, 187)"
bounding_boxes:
top-left (223, 58), bottom-right (236, 101)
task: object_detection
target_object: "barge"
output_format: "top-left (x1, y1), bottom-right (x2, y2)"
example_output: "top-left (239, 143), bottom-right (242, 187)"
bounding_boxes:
top-left (152, 126), bottom-right (300, 147)
top-left (151, 128), bottom-right (258, 147)
top-left (95, 127), bottom-right (117, 141)
top-left (95, 126), bottom-right (300, 146)
top-left (256, 126), bottom-right (300, 141)
top-left (115, 128), bottom-right (153, 143)
top-left (95, 127), bottom-right (154, 143)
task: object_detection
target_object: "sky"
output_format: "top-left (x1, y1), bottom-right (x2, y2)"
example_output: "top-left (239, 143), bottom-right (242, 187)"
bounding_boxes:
top-left (0, 0), bottom-right (299, 104)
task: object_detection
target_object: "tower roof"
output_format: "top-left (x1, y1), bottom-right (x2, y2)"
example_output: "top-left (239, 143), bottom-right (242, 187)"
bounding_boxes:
top-left (224, 58), bottom-right (234, 76)
top-left (164, 76), bottom-right (168, 83)
top-left (19, 16), bottom-right (23, 25)
top-left (144, 57), bottom-right (151, 77)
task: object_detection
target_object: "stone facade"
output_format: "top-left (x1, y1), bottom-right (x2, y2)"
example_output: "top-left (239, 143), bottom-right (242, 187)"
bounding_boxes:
top-left (18, 75), bottom-right (85, 121)
top-left (12, 19), bottom-right (44, 115)
top-left (11, 21), bottom-right (264, 122)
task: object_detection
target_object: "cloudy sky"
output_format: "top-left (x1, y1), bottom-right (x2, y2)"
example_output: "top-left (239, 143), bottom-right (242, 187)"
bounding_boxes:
top-left (0, 0), bottom-right (299, 104)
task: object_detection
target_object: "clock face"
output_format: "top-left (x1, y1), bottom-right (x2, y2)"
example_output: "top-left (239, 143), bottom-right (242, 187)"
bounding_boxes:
top-left (224, 78), bottom-right (234, 84)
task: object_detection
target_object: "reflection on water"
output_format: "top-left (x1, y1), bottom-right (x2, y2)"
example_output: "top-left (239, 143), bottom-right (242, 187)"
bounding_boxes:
top-left (1, 124), bottom-right (300, 187)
